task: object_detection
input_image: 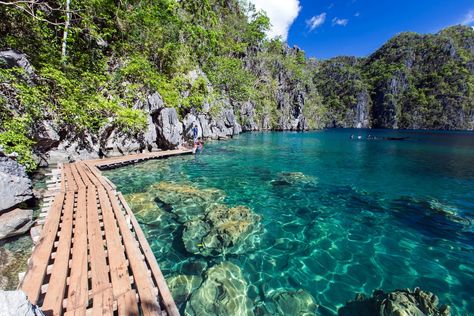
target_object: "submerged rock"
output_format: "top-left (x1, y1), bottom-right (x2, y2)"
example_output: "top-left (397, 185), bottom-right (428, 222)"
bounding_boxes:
top-left (257, 289), bottom-right (318, 316)
top-left (271, 172), bottom-right (318, 187)
top-left (148, 182), bottom-right (225, 222)
top-left (123, 192), bottom-right (167, 224)
top-left (185, 262), bottom-right (254, 316)
top-left (167, 274), bottom-right (202, 307)
top-left (0, 236), bottom-right (32, 290)
top-left (183, 204), bottom-right (261, 257)
top-left (390, 197), bottom-right (472, 242)
top-left (134, 181), bottom-right (262, 257)
top-left (338, 288), bottom-right (451, 316)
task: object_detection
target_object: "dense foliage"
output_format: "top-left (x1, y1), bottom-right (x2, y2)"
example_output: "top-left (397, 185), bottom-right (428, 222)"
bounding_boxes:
top-left (0, 1), bottom-right (473, 171)
top-left (315, 26), bottom-right (474, 129)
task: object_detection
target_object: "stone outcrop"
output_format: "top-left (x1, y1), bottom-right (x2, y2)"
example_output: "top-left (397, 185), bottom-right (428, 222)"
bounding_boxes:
top-left (338, 288), bottom-right (451, 316)
top-left (0, 290), bottom-right (44, 316)
top-left (166, 274), bottom-right (203, 307)
top-left (257, 289), bottom-right (318, 315)
top-left (155, 108), bottom-right (183, 149)
top-left (183, 204), bottom-right (261, 257)
top-left (149, 182), bottom-right (225, 223)
top-left (0, 208), bottom-right (33, 240)
top-left (0, 236), bottom-right (32, 290)
top-left (270, 172), bottom-right (318, 187)
top-left (0, 50), bottom-right (35, 79)
top-left (185, 262), bottom-right (254, 316)
top-left (131, 181), bottom-right (261, 257)
top-left (32, 120), bottom-right (61, 153)
top-left (46, 133), bottom-right (100, 164)
top-left (0, 152), bottom-right (33, 212)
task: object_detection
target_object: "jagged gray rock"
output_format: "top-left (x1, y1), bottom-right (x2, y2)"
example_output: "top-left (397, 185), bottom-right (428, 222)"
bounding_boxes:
top-left (185, 262), bottom-right (254, 316)
top-left (0, 153), bottom-right (33, 212)
top-left (156, 107), bottom-right (183, 149)
top-left (146, 92), bottom-right (164, 114)
top-left (183, 113), bottom-right (201, 140)
top-left (47, 133), bottom-right (100, 164)
top-left (239, 101), bottom-right (259, 131)
top-left (0, 290), bottom-right (44, 316)
top-left (0, 50), bottom-right (35, 78)
top-left (338, 288), bottom-right (451, 316)
top-left (0, 208), bottom-right (33, 240)
top-left (33, 120), bottom-right (61, 152)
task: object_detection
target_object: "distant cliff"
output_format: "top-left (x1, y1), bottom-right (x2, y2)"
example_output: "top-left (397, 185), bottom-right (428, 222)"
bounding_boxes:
top-left (314, 26), bottom-right (474, 130)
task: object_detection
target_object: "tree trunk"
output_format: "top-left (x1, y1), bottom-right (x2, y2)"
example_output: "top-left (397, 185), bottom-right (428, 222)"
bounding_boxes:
top-left (61, 0), bottom-right (71, 63)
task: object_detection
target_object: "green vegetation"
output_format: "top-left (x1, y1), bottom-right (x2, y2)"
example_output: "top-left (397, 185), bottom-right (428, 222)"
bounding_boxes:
top-left (313, 25), bottom-right (474, 129)
top-left (0, 0), bottom-right (473, 171)
top-left (0, 0), bottom-right (317, 170)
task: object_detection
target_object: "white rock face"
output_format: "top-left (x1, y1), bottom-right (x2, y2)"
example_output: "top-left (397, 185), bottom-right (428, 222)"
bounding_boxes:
top-left (156, 108), bottom-right (183, 149)
top-left (0, 208), bottom-right (33, 240)
top-left (0, 154), bottom-right (33, 212)
top-left (0, 290), bottom-right (44, 316)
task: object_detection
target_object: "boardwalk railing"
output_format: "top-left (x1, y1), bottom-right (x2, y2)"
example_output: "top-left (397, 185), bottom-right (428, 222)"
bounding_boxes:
top-left (20, 149), bottom-right (192, 315)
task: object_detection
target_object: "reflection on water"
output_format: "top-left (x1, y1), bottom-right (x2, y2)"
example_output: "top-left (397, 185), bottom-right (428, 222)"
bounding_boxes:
top-left (104, 130), bottom-right (474, 315)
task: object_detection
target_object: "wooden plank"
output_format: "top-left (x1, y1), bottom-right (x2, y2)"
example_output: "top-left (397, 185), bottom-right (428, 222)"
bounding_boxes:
top-left (92, 149), bottom-right (192, 169)
top-left (64, 164), bottom-right (77, 192)
top-left (59, 165), bottom-right (66, 192)
top-left (118, 193), bottom-right (179, 316)
top-left (86, 186), bottom-right (114, 314)
top-left (66, 189), bottom-right (89, 312)
top-left (21, 192), bottom-right (66, 304)
top-left (105, 188), bottom-right (160, 316)
top-left (22, 150), bottom-right (191, 314)
top-left (70, 163), bottom-right (85, 190)
top-left (84, 163), bottom-right (114, 191)
top-left (97, 186), bottom-right (139, 316)
top-left (117, 290), bottom-right (140, 316)
top-left (41, 191), bottom-right (75, 315)
top-left (63, 307), bottom-right (86, 316)
top-left (75, 162), bottom-right (93, 188)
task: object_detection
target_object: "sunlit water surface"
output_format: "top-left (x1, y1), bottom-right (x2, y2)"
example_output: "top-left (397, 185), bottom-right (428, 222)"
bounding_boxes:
top-left (104, 130), bottom-right (474, 315)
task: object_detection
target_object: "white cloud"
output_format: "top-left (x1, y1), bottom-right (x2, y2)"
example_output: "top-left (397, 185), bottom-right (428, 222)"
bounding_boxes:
top-left (248, 0), bottom-right (301, 41)
top-left (306, 13), bottom-right (327, 31)
top-left (461, 10), bottom-right (474, 25)
top-left (354, 12), bottom-right (360, 17)
top-left (332, 17), bottom-right (349, 26)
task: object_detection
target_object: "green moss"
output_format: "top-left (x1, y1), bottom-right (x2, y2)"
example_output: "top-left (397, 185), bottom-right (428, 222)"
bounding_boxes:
top-left (0, 117), bottom-right (36, 171)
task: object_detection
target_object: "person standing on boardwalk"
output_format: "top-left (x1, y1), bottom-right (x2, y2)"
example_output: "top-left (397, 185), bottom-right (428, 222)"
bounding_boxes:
top-left (192, 124), bottom-right (199, 154)
top-left (192, 124), bottom-right (199, 143)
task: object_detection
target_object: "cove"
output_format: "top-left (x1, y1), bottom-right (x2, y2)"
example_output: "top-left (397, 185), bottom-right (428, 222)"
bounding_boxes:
top-left (103, 129), bottom-right (474, 315)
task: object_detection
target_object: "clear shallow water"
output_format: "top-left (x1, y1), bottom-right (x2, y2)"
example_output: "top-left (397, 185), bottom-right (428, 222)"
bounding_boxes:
top-left (104, 130), bottom-right (474, 315)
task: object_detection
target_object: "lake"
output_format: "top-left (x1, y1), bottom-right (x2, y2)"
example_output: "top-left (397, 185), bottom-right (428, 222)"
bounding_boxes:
top-left (104, 129), bottom-right (474, 315)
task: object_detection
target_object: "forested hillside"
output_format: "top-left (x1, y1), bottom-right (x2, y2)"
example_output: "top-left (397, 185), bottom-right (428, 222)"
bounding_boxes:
top-left (316, 26), bottom-right (474, 129)
top-left (0, 0), bottom-right (473, 171)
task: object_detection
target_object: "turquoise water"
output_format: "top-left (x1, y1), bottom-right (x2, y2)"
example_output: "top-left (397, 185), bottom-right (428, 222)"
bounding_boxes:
top-left (104, 130), bottom-right (474, 315)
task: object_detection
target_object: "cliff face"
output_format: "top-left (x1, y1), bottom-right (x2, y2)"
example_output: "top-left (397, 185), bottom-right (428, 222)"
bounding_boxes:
top-left (240, 45), bottom-right (314, 131)
top-left (315, 26), bottom-right (474, 130)
top-left (314, 56), bottom-right (371, 128)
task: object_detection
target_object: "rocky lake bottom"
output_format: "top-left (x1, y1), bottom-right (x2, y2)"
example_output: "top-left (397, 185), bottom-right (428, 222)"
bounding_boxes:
top-left (103, 130), bottom-right (474, 315)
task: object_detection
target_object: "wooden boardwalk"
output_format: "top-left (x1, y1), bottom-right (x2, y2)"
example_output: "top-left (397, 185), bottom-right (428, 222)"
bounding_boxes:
top-left (20, 149), bottom-right (192, 315)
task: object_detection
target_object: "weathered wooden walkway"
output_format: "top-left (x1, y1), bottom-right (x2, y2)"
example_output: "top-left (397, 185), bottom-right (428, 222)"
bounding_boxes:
top-left (20, 149), bottom-right (192, 315)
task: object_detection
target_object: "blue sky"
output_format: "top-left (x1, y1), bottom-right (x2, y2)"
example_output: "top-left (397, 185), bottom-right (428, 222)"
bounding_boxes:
top-left (249, 0), bottom-right (474, 60)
